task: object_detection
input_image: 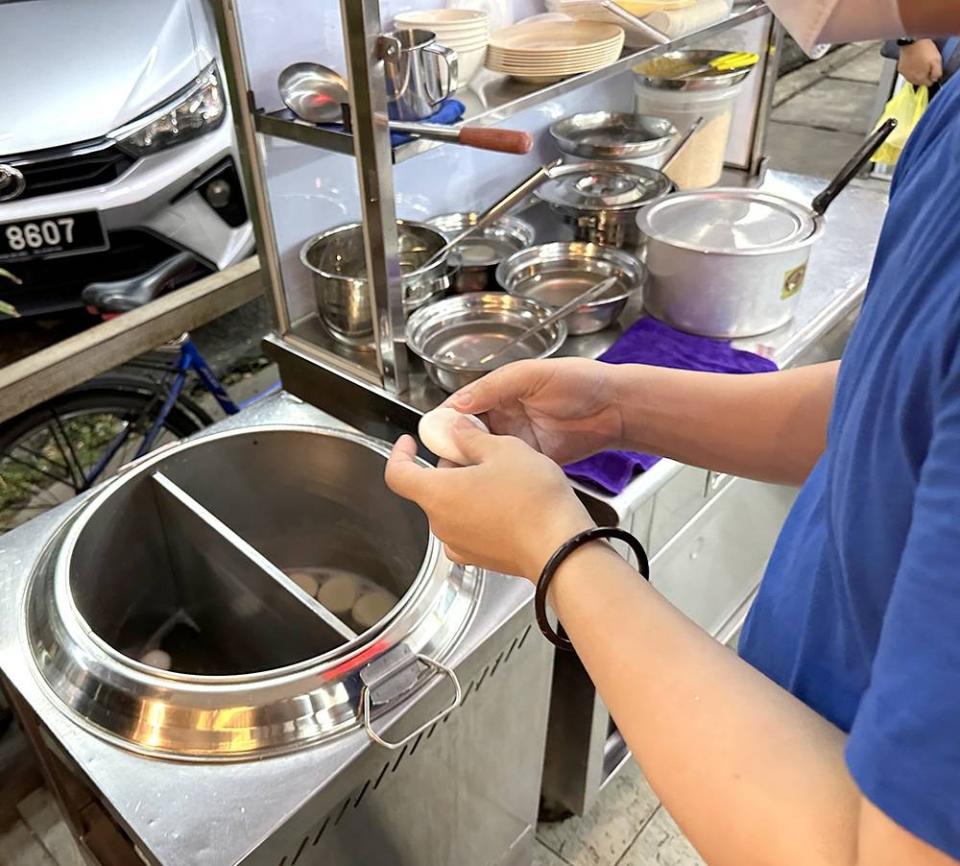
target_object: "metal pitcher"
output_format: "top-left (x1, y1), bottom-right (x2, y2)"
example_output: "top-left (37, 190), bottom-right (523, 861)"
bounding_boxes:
top-left (381, 29), bottom-right (458, 121)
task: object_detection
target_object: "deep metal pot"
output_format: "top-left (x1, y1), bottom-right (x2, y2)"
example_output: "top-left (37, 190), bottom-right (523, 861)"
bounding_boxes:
top-left (427, 212), bottom-right (536, 293)
top-left (301, 220), bottom-right (453, 346)
top-left (636, 188), bottom-right (825, 338)
top-left (536, 161), bottom-right (674, 252)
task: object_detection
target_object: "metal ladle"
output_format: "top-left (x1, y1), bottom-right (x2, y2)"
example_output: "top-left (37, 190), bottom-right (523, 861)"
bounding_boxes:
top-left (476, 276), bottom-right (621, 367)
top-left (278, 62), bottom-right (533, 155)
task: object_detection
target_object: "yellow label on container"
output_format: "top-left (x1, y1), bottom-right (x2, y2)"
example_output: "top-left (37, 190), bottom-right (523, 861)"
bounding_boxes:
top-left (782, 263), bottom-right (807, 300)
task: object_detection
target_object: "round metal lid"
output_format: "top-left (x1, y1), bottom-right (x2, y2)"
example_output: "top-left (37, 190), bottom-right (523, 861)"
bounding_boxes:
top-left (636, 188), bottom-right (818, 254)
top-left (549, 112), bottom-right (678, 160)
top-left (537, 163), bottom-right (672, 213)
top-left (633, 49), bottom-right (757, 92)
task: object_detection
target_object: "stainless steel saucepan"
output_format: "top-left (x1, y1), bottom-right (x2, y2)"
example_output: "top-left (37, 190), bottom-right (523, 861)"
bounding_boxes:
top-left (636, 118), bottom-right (897, 338)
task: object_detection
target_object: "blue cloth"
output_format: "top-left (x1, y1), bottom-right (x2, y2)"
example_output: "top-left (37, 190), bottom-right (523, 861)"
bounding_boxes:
top-left (739, 74), bottom-right (960, 858)
top-left (318, 99), bottom-right (465, 146)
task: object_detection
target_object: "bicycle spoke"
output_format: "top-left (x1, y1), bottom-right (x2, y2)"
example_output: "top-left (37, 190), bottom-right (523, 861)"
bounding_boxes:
top-left (11, 444), bottom-right (74, 483)
top-left (4, 452), bottom-right (76, 489)
top-left (49, 413), bottom-right (87, 488)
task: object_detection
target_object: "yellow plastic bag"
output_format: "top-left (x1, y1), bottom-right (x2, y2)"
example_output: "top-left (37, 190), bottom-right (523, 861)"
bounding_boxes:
top-left (871, 84), bottom-right (929, 166)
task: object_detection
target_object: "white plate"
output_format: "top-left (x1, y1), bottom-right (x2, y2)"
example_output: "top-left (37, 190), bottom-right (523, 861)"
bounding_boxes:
top-left (489, 19), bottom-right (624, 52)
top-left (486, 48), bottom-right (621, 69)
top-left (486, 46), bottom-right (620, 64)
top-left (394, 8), bottom-right (488, 27)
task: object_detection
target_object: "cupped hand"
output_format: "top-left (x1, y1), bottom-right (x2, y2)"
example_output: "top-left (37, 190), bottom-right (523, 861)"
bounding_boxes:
top-left (443, 357), bottom-right (623, 465)
top-left (898, 39), bottom-right (943, 87)
top-left (385, 419), bottom-right (595, 581)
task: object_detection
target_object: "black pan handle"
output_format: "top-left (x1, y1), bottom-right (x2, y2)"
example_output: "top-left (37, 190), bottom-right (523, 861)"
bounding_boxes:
top-left (811, 118), bottom-right (898, 216)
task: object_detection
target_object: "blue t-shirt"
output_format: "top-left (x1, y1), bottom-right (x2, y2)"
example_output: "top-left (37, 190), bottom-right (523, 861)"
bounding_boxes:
top-left (739, 75), bottom-right (960, 857)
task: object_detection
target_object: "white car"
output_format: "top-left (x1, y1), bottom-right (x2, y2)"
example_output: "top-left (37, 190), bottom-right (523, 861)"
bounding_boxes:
top-left (0, 0), bottom-right (254, 316)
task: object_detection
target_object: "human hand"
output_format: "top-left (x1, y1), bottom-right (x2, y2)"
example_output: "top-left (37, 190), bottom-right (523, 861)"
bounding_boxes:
top-left (898, 39), bottom-right (942, 87)
top-left (443, 358), bottom-right (623, 466)
top-left (385, 420), bottom-right (594, 581)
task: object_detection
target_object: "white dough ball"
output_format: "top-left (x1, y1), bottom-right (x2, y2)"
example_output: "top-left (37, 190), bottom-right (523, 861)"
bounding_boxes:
top-left (418, 408), bottom-right (489, 465)
top-left (315, 573), bottom-right (361, 615)
top-left (287, 570), bottom-right (320, 597)
top-left (140, 649), bottom-right (172, 671)
top-left (352, 590), bottom-right (397, 629)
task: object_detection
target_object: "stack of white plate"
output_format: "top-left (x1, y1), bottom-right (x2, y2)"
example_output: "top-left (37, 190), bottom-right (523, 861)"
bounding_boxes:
top-left (485, 19), bottom-right (625, 84)
top-left (392, 9), bottom-right (490, 90)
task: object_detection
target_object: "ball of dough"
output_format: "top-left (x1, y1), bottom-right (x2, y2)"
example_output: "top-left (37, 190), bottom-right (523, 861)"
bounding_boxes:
top-left (140, 649), bottom-right (172, 671)
top-left (315, 573), bottom-right (361, 615)
top-left (351, 590), bottom-right (398, 630)
top-left (287, 570), bottom-right (320, 597)
top-left (418, 408), bottom-right (489, 465)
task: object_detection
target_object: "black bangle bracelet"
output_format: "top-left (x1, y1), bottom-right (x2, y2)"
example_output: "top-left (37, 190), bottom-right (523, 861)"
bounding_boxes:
top-left (897, 37), bottom-right (915, 46)
top-left (534, 526), bottom-right (650, 651)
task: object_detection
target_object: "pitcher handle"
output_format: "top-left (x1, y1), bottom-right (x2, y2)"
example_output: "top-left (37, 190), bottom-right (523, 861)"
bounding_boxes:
top-left (424, 43), bottom-right (459, 106)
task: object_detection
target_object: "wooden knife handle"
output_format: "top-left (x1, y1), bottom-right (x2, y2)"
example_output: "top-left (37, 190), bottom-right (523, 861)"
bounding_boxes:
top-left (456, 126), bottom-right (533, 155)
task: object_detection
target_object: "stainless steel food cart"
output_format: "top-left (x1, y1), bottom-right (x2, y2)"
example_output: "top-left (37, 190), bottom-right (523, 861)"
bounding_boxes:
top-left (0, 1), bottom-right (892, 863)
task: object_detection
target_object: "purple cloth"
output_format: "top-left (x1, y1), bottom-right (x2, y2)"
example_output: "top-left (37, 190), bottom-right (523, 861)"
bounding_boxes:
top-left (564, 318), bottom-right (779, 495)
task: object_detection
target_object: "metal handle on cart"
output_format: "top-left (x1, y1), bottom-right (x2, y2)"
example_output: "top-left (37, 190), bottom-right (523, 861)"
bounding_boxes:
top-left (360, 652), bottom-right (462, 750)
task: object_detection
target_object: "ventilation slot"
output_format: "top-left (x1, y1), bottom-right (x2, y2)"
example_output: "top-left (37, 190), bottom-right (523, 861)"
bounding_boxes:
top-left (280, 626), bottom-right (534, 864)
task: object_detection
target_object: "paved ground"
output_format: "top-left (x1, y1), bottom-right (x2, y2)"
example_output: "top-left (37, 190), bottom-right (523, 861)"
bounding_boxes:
top-left (0, 43), bottom-right (894, 866)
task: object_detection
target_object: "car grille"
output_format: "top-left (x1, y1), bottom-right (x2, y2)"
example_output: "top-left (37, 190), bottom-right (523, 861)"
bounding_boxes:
top-left (0, 230), bottom-right (209, 317)
top-left (5, 141), bottom-right (135, 200)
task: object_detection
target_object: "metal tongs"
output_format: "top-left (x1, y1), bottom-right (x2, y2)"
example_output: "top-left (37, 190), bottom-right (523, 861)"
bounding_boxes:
top-left (421, 159), bottom-right (565, 270)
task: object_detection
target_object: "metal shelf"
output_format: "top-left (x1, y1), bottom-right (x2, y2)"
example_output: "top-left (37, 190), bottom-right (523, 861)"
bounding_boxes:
top-left (253, 3), bottom-right (770, 162)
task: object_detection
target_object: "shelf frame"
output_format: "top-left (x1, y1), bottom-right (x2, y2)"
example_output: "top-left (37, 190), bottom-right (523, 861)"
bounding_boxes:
top-left (214, 0), bottom-right (777, 403)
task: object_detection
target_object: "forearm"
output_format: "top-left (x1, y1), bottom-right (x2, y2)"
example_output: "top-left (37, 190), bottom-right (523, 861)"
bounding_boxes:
top-left (611, 361), bottom-right (838, 484)
top-left (550, 543), bottom-right (861, 866)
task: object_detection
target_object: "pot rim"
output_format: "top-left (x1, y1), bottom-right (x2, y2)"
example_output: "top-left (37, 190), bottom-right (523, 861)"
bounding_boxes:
top-left (496, 241), bottom-right (646, 305)
top-left (637, 189), bottom-right (826, 257)
top-left (406, 292), bottom-right (567, 372)
top-left (300, 219), bottom-right (450, 282)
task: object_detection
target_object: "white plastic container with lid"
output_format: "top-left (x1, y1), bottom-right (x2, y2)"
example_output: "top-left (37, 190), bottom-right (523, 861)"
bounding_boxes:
top-left (633, 49), bottom-right (755, 189)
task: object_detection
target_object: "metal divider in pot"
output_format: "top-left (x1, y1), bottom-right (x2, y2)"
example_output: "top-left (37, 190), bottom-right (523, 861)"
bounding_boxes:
top-left (27, 426), bottom-right (479, 760)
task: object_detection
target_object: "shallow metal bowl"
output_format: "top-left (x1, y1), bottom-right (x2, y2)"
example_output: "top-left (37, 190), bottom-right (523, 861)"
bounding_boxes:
top-left (427, 213), bottom-right (535, 293)
top-left (406, 293), bottom-right (567, 392)
top-left (497, 242), bottom-right (646, 335)
top-left (632, 49), bottom-right (757, 93)
top-left (549, 112), bottom-right (678, 162)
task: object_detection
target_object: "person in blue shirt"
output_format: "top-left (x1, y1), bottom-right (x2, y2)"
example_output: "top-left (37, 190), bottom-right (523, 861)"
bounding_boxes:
top-left (385, 1), bottom-right (960, 864)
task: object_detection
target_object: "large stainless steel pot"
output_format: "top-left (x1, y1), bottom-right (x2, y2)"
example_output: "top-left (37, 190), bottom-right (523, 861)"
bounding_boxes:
top-left (637, 188), bottom-right (824, 337)
top-left (535, 161), bottom-right (673, 251)
top-left (302, 220), bottom-right (453, 346)
top-left (27, 425), bottom-right (479, 760)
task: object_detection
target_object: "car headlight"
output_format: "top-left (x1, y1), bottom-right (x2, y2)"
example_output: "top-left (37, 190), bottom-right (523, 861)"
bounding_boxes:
top-left (113, 63), bottom-right (225, 156)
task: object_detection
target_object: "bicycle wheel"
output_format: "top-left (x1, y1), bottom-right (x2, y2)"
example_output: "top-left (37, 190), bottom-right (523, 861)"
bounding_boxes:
top-left (0, 386), bottom-right (205, 533)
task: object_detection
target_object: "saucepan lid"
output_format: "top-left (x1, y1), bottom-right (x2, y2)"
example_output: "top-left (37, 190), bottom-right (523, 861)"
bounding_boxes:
top-left (636, 188), bottom-right (819, 255)
top-left (537, 162), bottom-right (673, 213)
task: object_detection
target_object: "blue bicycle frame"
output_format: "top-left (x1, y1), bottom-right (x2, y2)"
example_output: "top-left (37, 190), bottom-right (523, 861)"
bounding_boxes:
top-left (83, 336), bottom-right (281, 488)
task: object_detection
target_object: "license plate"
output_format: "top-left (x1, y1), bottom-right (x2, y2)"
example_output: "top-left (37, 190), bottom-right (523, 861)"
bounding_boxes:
top-left (0, 212), bottom-right (108, 262)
